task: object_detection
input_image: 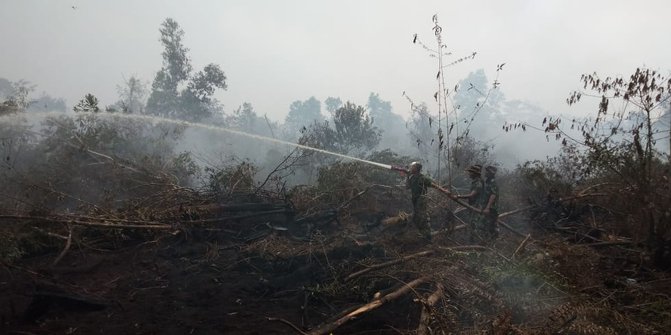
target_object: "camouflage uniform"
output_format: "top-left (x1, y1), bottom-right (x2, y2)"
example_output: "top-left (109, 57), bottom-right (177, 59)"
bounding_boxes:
top-left (466, 177), bottom-right (485, 240)
top-left (406, 173), bottom-right (433, 240)
top-left (479, 176), bottom-right (499, 239)
top-left (467, 178), bottom-right (485, 207)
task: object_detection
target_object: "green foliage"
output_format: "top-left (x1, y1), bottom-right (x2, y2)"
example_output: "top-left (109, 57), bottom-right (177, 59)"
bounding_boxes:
top-left (295, 102), bottom-right (381, 180)
top-left (298, 102), bottom-right (381, 155)
top-left (73, 93), bottom-right (101, 113)
top-left (332, 102), bottom-right (381, 155)
top-left (187, 64), bottom-right (227, 102)
top-left (146, 18), bottom-right (227, 121)
top-left (158, 18), bottom-right (192, 86)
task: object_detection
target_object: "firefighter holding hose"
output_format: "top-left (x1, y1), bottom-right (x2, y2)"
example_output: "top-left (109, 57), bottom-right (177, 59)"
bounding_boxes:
top-left (392, 161), bottom-right (452, 242)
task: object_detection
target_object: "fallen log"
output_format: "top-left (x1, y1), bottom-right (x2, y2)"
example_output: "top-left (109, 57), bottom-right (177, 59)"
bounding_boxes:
top-left (417, 283), bottom-right (444, 335)
top-left (308, 276), bottom-right (429, 335)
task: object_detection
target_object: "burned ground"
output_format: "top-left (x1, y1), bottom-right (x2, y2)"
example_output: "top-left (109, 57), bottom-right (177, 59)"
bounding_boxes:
top-left (1, 182), bottom-right (670, 335)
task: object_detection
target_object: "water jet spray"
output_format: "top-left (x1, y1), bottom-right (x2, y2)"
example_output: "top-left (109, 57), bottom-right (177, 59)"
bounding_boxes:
top-left (1, 111), bottom-right (399, 172)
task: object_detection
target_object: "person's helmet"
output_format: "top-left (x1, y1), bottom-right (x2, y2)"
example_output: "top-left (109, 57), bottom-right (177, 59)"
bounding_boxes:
top-left (409, 161), bottom-right (422, 172)
top-left (485, 165), bottom-right (498, 174)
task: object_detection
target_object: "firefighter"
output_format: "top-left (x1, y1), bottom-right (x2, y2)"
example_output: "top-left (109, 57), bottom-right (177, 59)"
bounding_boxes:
top-left (481, 165), bottom-right (499, 240)
top-left (454, 164), bottom-right (484, 206)
top-left (405, 161), bottom-right (435, 241)
top-left (453, 164), bottom-right (484, 241)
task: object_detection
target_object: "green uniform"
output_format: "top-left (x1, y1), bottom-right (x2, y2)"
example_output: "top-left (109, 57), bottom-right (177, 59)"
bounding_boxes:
top-left (406, 173), bottom-right (433, 240)
top-left (479, 177), bottom-right (499, 239)
top-left (466, 178), bottom-right (484, 241)
top-left (467, 179), bottom-right (484, 207)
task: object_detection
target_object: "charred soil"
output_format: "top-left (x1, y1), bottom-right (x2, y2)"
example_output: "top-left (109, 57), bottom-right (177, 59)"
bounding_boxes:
top-left (2, 190), bottom-right (671, 334)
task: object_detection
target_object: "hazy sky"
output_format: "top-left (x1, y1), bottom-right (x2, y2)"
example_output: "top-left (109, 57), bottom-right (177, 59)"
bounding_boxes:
top-left (1, 0), bottom-right (669, 122)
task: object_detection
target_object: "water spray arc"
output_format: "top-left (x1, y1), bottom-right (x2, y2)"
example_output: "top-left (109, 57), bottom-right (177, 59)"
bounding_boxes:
top-left (128, 114), bottom-right (395, 170)
top-left (0, 112), bottom-right (395, 171)
top-left (1, 111), bottom-right (486, 214)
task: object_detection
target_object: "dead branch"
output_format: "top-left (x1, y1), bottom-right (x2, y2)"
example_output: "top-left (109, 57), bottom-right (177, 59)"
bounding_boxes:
top-left (577, 182), bottom-right (614, 196)
top-left (255, 148), bottom-right (301, 194)
top-left (497, 219), bottom-right (528, 238)
top-left (437, 245), bottom-right (488, 252)
top-left (186, 209), bottom-right (291, 223)
top-left (346, 246), bottom-right (487, 282)
top-left (180, 202), bottom-right (289, 213)
top-left (416, 283), bottom-right (444, 335)
top-left (0, 215), bottom-right (173, 230)
top-left (345, 250), bottom-right (435, 281)
top-left (498, 205), bottom-right (536, 219)
top-left (32, 227), bottom-right (69, 240)
top-left (51, 225), bottom-right (73, 267)
top-left (512, 234), bottom-right (532, 259)
top-left (587, 240), bottom-right (635, 247)
top-left (59, 214), bottom-right (164, 225)
top-left (308, 276), bottom-right (429, 335)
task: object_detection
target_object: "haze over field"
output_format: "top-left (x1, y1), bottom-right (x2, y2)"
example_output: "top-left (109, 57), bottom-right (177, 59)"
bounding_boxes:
top-left (1, 0), bottom-right (670, 167)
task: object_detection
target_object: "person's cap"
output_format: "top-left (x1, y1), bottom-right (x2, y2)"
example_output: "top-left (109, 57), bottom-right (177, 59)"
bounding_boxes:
top-left (485, 166), bottom-right (498, 174)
